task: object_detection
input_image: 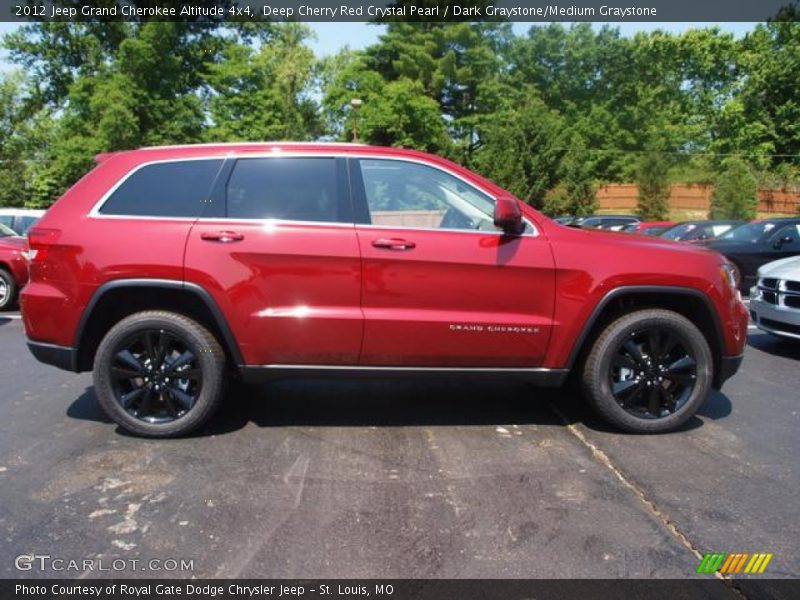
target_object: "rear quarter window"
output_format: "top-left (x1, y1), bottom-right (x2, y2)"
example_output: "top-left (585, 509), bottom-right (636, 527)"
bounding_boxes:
top-left (99, 159), bottom-right (224, 217)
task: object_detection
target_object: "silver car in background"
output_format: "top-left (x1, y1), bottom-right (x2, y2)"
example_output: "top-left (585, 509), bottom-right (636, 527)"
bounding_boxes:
top-left (750, 255), bottom-right (800, 342)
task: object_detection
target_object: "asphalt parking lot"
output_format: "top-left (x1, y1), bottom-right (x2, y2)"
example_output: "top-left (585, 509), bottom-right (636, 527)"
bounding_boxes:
top-left (0, 309), bottom-right (798, 590)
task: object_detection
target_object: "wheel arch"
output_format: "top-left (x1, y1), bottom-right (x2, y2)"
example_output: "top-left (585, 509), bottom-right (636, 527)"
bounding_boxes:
top-left (0, 261), bottom-right (15, 278)
top-left (565, 286), bottom-right (726, 389)
top-left (74, 279), bottom-right (244, 373)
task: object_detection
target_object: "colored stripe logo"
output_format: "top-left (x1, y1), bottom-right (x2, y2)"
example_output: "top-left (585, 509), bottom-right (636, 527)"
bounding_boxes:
top-left (697, 552), bottom-right (773, 574)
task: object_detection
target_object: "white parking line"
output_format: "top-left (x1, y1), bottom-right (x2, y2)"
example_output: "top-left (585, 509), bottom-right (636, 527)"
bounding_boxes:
top-left (1, 314), bottom-right (22, 320)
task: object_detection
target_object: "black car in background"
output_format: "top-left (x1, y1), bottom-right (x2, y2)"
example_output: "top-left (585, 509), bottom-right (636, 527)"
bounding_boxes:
top-left (660, 220), bottom-right (743, 243)
top-left (705, 218), bottom-right (800, 292)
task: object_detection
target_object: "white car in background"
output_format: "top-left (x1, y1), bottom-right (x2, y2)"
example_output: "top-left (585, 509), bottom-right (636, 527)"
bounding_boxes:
top-left (750, 255), bottom-right (800, 342)
top-left (0, 208), bottom-right (45, 236)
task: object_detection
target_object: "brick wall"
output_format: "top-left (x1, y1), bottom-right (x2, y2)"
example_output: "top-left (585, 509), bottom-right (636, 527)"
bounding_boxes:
top-left (597, 184), bottom-right (800, 214)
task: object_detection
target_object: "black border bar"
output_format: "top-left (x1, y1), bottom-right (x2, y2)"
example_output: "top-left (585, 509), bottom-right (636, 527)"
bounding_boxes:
top-left (4, 579), bottom-right (800, 600)
top-left (1, 1), bottom-right (799, 23)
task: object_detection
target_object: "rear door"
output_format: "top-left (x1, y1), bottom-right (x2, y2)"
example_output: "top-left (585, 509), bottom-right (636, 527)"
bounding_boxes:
top-left (351, 157), bottom-right (555, 367)
top-left (184, 156), bottom-right (363, 366)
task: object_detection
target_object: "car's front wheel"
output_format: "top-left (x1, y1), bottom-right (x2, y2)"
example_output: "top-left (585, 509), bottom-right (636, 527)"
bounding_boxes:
top-left (93, 311), bottom-right (226, 438)
top-left (582, 309), bottom-right (712, 433)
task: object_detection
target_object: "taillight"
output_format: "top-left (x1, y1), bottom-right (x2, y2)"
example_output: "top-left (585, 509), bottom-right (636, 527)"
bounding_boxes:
top-left (27, 227), bottom-right (61, 262)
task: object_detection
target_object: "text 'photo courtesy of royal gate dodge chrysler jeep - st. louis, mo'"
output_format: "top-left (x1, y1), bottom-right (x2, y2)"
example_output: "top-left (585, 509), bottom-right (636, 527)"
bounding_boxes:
top-left (21, 142), bottom-right (748, 438)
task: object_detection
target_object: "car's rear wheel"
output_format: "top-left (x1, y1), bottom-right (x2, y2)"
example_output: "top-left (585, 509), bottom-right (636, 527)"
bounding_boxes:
top-left (93, 311), bottom-right (226, 438)
top-left (0, 268), bottom-right (18, 311)
top-left (582, 309), bottom-right (712, 433)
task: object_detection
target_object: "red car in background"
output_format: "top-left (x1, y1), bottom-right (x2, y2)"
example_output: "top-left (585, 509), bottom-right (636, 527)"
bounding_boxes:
top-left (0, 222), bottom-right (29, 310)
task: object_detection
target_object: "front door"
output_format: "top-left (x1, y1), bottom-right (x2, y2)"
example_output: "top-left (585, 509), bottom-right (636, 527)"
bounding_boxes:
top-left (351, 158), bottom-right (555, 367)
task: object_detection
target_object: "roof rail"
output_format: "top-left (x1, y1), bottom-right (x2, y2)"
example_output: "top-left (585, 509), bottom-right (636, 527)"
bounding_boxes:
top-left (139, 141), bottom-right (369, 150)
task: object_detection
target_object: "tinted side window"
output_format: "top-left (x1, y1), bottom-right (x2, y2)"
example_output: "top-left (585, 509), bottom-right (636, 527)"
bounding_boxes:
top-left (100, 160), bottom-right (223, 217)
top-left (358, 159), bottom-right (501, 231)
top-left (684, 226), bottom-right (709, 240)
top-left (769, 223), bottom-right (800, 243)
top-left (226, 158), bottom-right (342, 223)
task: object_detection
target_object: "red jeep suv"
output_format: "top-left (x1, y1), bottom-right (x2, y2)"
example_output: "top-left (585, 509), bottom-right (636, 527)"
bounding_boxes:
top-left (21, 143), bottom-right (748, 437)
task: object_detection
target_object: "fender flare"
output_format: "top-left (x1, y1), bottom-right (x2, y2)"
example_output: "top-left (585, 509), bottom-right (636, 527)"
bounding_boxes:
top-left (564, 285), bottom-right (725, 376)
top-left (74, 278), bottom-right (244, 367)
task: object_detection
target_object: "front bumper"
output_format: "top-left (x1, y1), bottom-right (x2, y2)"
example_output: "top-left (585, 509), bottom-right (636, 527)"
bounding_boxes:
top-left (715, 354), bottom-right (744, 389)
top-left (27, 339), bottom-right (78, 372)
top-left (749, 293), bottom-right (800, 341)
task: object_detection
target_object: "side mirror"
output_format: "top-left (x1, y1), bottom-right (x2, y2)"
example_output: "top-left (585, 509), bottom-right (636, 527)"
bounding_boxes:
top-left (494, 195), bottom-right (524, 235)
top-left (774, 236), bottom-right (793, 249)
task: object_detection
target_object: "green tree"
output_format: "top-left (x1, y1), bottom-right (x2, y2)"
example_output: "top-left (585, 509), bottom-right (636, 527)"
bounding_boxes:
top-left (511, 24), bottom-right (740, 182)
top-left (363, 19), bottom-right (513, 160)
top-left (3, 21), bottom-right (131, 108)
top-left (560, 135), bottom-right (598, 217)
top-left (471, 92), bottom-right (566, 206)
top-left (542, 136), bottom-right (598, 217)
top-left (710, 158), bottom-right (759, 220)
top-left (635, 143), bottom-right (671, 220)
top-left (733, 20), bottom-right (800, 171)
top-left (0, 73), bottom-right (30, 207)
top-left (320, 50), bottom-right (450, 152)
top-left (6, 21), bottom-right (230, 205)
top-left (207, 23), bottom-right (320, 141)
top-left (321, 48), bottom-right (377, 138)
top-left (358, 79), bottom-right (450, 152)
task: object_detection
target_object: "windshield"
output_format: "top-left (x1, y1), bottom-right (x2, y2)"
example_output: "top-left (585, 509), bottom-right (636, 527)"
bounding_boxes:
top-left (0, 223), bottom-right (18, 237)
top-left (661, 223), bottom-right (696, 240)
top-left (719, 222), bottom-right (778, 243)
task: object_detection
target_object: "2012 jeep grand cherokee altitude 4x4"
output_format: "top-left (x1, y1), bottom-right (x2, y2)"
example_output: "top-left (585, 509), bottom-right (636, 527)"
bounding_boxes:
top-left (21, 143), bottom-right (748, 437)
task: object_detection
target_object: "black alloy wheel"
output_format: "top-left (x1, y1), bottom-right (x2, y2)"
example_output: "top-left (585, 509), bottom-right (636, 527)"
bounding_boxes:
top-left (93, 311), bottom-right (226, 438)
top-left (609, 327), bottom-right (697, 419)
top-left (582, 309), bottom-right (712, 433)
top-left (110, 329), bottom-right (203, 424)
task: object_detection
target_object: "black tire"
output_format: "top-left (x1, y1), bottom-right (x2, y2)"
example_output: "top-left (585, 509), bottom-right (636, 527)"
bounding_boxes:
top-left (93, 310), bottom-right (226, 438)
top-left (581, 309), bottom-right (712, 433)
top-left (0, 268), bottom-right (18, 311)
